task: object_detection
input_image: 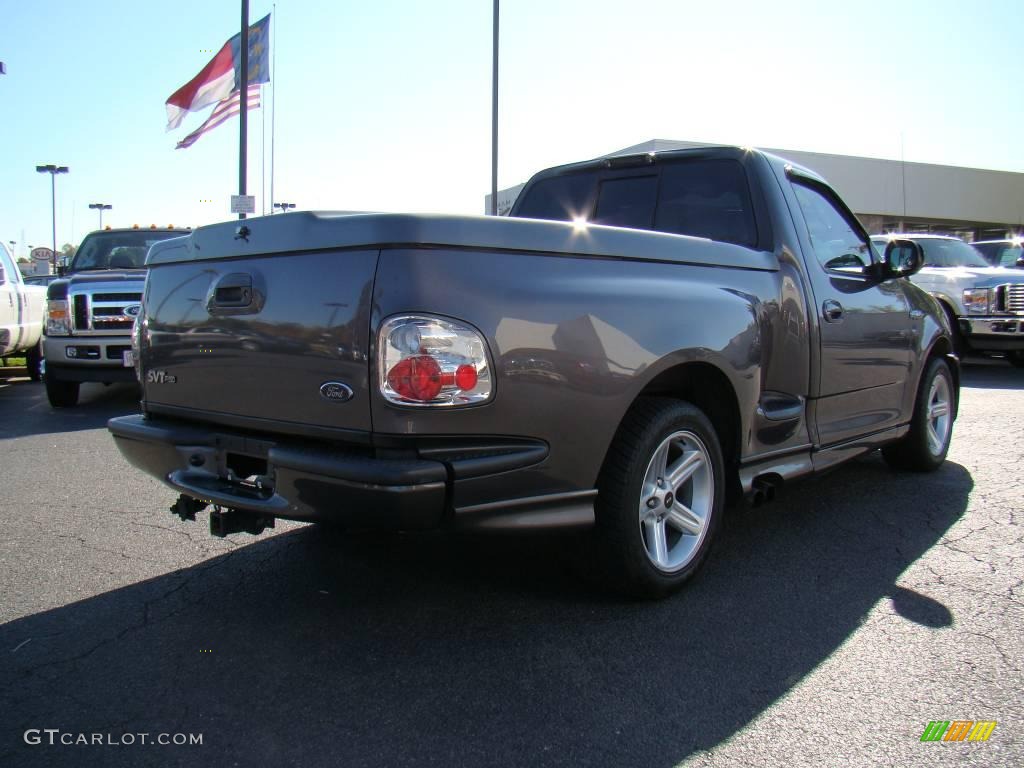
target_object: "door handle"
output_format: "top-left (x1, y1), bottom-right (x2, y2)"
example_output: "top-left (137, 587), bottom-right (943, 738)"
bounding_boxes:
top-left (822, 300), bottom-right (844, 323)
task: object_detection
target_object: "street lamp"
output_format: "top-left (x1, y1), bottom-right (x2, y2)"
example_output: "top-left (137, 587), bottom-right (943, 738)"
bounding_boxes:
top-left (36, 164), bottom-right (69, 269)
top-left (88, 202), bottom-right (112, 229)
top-left (273, 202), bottom-right (295, 214)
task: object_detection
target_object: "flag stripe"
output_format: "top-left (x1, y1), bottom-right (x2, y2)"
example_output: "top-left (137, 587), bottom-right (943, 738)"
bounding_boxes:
top-left (175, 86), bottom-right (260, 149)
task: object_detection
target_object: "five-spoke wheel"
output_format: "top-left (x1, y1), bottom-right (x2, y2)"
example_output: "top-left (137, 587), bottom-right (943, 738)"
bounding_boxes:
top-left (594, 398), bottom-right (724, 598)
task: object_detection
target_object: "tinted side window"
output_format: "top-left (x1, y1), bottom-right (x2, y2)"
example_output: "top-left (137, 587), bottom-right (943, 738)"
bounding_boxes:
top-left (514, 173), bottom-right (595, 221)
top-left (592, 176), bottom-right (658, 230)
top-left (654, 160), bottom-right (757, 247)
top-left (792, 182), bottom-right (873, 270)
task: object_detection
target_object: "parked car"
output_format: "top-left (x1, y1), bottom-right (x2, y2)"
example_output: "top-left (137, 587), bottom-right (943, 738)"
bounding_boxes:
top-left (0, 242), bottom-right (45, 380)
top-left (22, 274), bottom-right (61, 287)
top-left (110, 147), bottom-right (958, 598)
top-left (871, 234), bottom-right (1024, 367)
top-left (971, 239), bottom-right (1024, 269)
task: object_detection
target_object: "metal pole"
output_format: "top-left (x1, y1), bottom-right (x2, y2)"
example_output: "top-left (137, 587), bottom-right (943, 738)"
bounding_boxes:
top-left (50, 174), bottom-right (57, 268)
top-left (239, 0), bottom-right (250, 220)
top-left (270, 2), bottom-right (277, 214)
top-left (490, 0), bottom-right (498, 216)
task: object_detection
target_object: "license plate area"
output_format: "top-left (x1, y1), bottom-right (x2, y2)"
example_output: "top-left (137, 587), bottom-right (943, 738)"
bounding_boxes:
top-left (122, 350), bottom-right (134, 368)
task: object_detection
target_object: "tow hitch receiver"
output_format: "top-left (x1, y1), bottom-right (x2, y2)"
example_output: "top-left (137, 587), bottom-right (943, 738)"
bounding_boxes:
top-left (209, 506), bottom-right (276, 538)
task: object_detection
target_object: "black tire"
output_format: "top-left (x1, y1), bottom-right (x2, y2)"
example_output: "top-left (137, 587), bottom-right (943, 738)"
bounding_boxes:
top-left (591, 397), bottom-right (725, 599)
top-left (882, 357), bottom-right (955, 472)
top-left (25, 341), bottom-right (43, 382)
top-left (45, 375), bottom-right (80, 408)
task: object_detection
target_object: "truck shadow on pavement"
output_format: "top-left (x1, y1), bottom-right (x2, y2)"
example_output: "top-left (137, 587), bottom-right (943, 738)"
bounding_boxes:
top-left (0, 453), bottom-right (972, 767)
top-left (959, 359), bottom-right (1024, 390)
top-left (0, 381), bottom-right (140, 440)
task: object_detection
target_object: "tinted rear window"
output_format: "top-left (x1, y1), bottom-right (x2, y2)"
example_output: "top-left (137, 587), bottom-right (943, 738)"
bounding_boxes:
top-left (513, 173), bottom-right (594, 221)
top-left (593, 176), bottom-right (658, 229)
top-left (515, 158), bottom-right (758, 247)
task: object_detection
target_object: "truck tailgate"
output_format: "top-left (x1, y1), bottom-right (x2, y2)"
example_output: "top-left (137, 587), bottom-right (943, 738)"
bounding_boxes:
top-left (141, 249), bottom-right (377, 436)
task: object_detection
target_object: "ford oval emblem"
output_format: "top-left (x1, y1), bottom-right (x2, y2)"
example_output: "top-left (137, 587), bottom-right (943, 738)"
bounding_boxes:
top-left (123, 304), bottom-right (142, 318)
top-left (320, 381), bottom-right (354, 403)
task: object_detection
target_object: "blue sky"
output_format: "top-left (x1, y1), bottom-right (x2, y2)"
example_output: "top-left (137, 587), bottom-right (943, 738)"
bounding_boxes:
top-left (2, 0), bottom-right (1021, 256)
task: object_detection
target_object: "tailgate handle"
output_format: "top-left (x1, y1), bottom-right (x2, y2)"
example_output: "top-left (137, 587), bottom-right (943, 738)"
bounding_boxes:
top-left (208, 272), bottom-right (263, 315)
top-left (213, 273), bottom-right (253, 307)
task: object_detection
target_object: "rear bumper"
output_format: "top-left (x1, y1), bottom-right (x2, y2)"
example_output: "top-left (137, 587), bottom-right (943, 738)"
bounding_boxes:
top-left (107, 415), bottom-right (590, 532)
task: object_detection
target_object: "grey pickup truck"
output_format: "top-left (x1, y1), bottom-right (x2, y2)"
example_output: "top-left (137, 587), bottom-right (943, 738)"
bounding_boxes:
top-left (109, 146), bottom-right (958, 597)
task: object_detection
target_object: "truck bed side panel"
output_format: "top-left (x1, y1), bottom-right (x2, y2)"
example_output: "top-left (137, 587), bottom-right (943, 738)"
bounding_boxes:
top-left (372, 247), bottom-right (802, 507)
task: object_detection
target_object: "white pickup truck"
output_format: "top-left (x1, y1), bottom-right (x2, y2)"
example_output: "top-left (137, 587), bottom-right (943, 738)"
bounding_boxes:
top-left (0, 242), bottom-right (45, 380)
top-left (872, 234), bottom-right (1024, 367)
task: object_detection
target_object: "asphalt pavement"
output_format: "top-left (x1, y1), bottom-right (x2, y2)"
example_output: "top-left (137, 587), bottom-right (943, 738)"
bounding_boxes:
top-left (0, 363), bottom-right (1021, 767)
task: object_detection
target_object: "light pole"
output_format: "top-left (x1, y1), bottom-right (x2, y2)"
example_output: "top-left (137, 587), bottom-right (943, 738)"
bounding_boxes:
top-left (36, 164), bottom-right (69, 269)
top-left (88, 203), bottom-right (112, 229)
top-left (273, 202), bottom-right (295, 213)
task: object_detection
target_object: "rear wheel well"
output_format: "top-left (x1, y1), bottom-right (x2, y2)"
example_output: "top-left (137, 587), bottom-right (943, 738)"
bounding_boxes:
top-left (924, 335), bottom-right (959, 414)
top-left (624, 362), bottom-right (742, 501)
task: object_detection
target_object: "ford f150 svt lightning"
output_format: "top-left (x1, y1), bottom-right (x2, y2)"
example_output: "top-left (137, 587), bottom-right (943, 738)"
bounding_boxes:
top-left (109, 147), bottom-right (958, 597)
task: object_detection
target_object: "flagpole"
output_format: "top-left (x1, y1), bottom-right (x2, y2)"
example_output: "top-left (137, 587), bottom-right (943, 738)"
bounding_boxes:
top-left (261, 85), bottom-right (266, 215)
top-left (270, 2), bottom-right (276, 214)
top-left (238, 0), bottom-right (250, 220)
top-left (490, 0), bottom-right (499, 216)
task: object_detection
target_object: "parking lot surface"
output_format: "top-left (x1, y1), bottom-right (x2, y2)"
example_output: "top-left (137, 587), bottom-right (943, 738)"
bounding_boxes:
top-left (1, 363), bottom-right (1021, 767)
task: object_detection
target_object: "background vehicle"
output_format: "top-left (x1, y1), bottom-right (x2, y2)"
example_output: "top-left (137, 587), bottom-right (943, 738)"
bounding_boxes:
top-left (972, 239), bottom-right (1024, 269)
top-left (871, 234), bottom-right (1024, 366)
top-left (22, 274), bottom-right (61, 287)
top-left (0, 241), bottom-right (45, 380)
top-left (110, 148), bottom-right (957, 598)
top-left (43, 226), bottom-right (187, 407)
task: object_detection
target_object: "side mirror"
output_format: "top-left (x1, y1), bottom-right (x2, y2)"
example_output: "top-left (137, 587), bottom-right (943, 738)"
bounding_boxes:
top-left (882, 239), bottom-right (924, 279)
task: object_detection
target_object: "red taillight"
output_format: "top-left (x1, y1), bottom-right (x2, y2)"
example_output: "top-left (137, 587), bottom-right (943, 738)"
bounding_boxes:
top-left (387, 355), bottom-right (442, 401)
top-left (379, 315), bottom-right (493, 407)
top-left (454, 364), bottom-right (478, 391)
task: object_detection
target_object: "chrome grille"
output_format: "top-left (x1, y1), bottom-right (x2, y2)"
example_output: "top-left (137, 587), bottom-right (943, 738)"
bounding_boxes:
top-left (1005, 284), bottom-right (1024, 315)
top-left (69, 289), bottom-right (142, 335)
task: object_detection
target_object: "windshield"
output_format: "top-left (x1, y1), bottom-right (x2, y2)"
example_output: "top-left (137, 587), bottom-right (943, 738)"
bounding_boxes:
top-left (914, 239), bottom-right (990, 268)
top-left (70, 230), bottom-right (183, 271)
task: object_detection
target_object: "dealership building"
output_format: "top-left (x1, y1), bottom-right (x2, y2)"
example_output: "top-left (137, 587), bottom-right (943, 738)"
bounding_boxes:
top-left (489, 139), bottom-right (1024, 241)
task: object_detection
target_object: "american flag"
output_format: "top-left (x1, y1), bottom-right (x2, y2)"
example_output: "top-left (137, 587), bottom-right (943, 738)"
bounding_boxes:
top-left (175, 85), bottom-right (261, 150)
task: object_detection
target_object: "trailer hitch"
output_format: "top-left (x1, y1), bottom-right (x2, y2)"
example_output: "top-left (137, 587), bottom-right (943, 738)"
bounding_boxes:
top-left (209, 506), bottom-right (276, 538)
